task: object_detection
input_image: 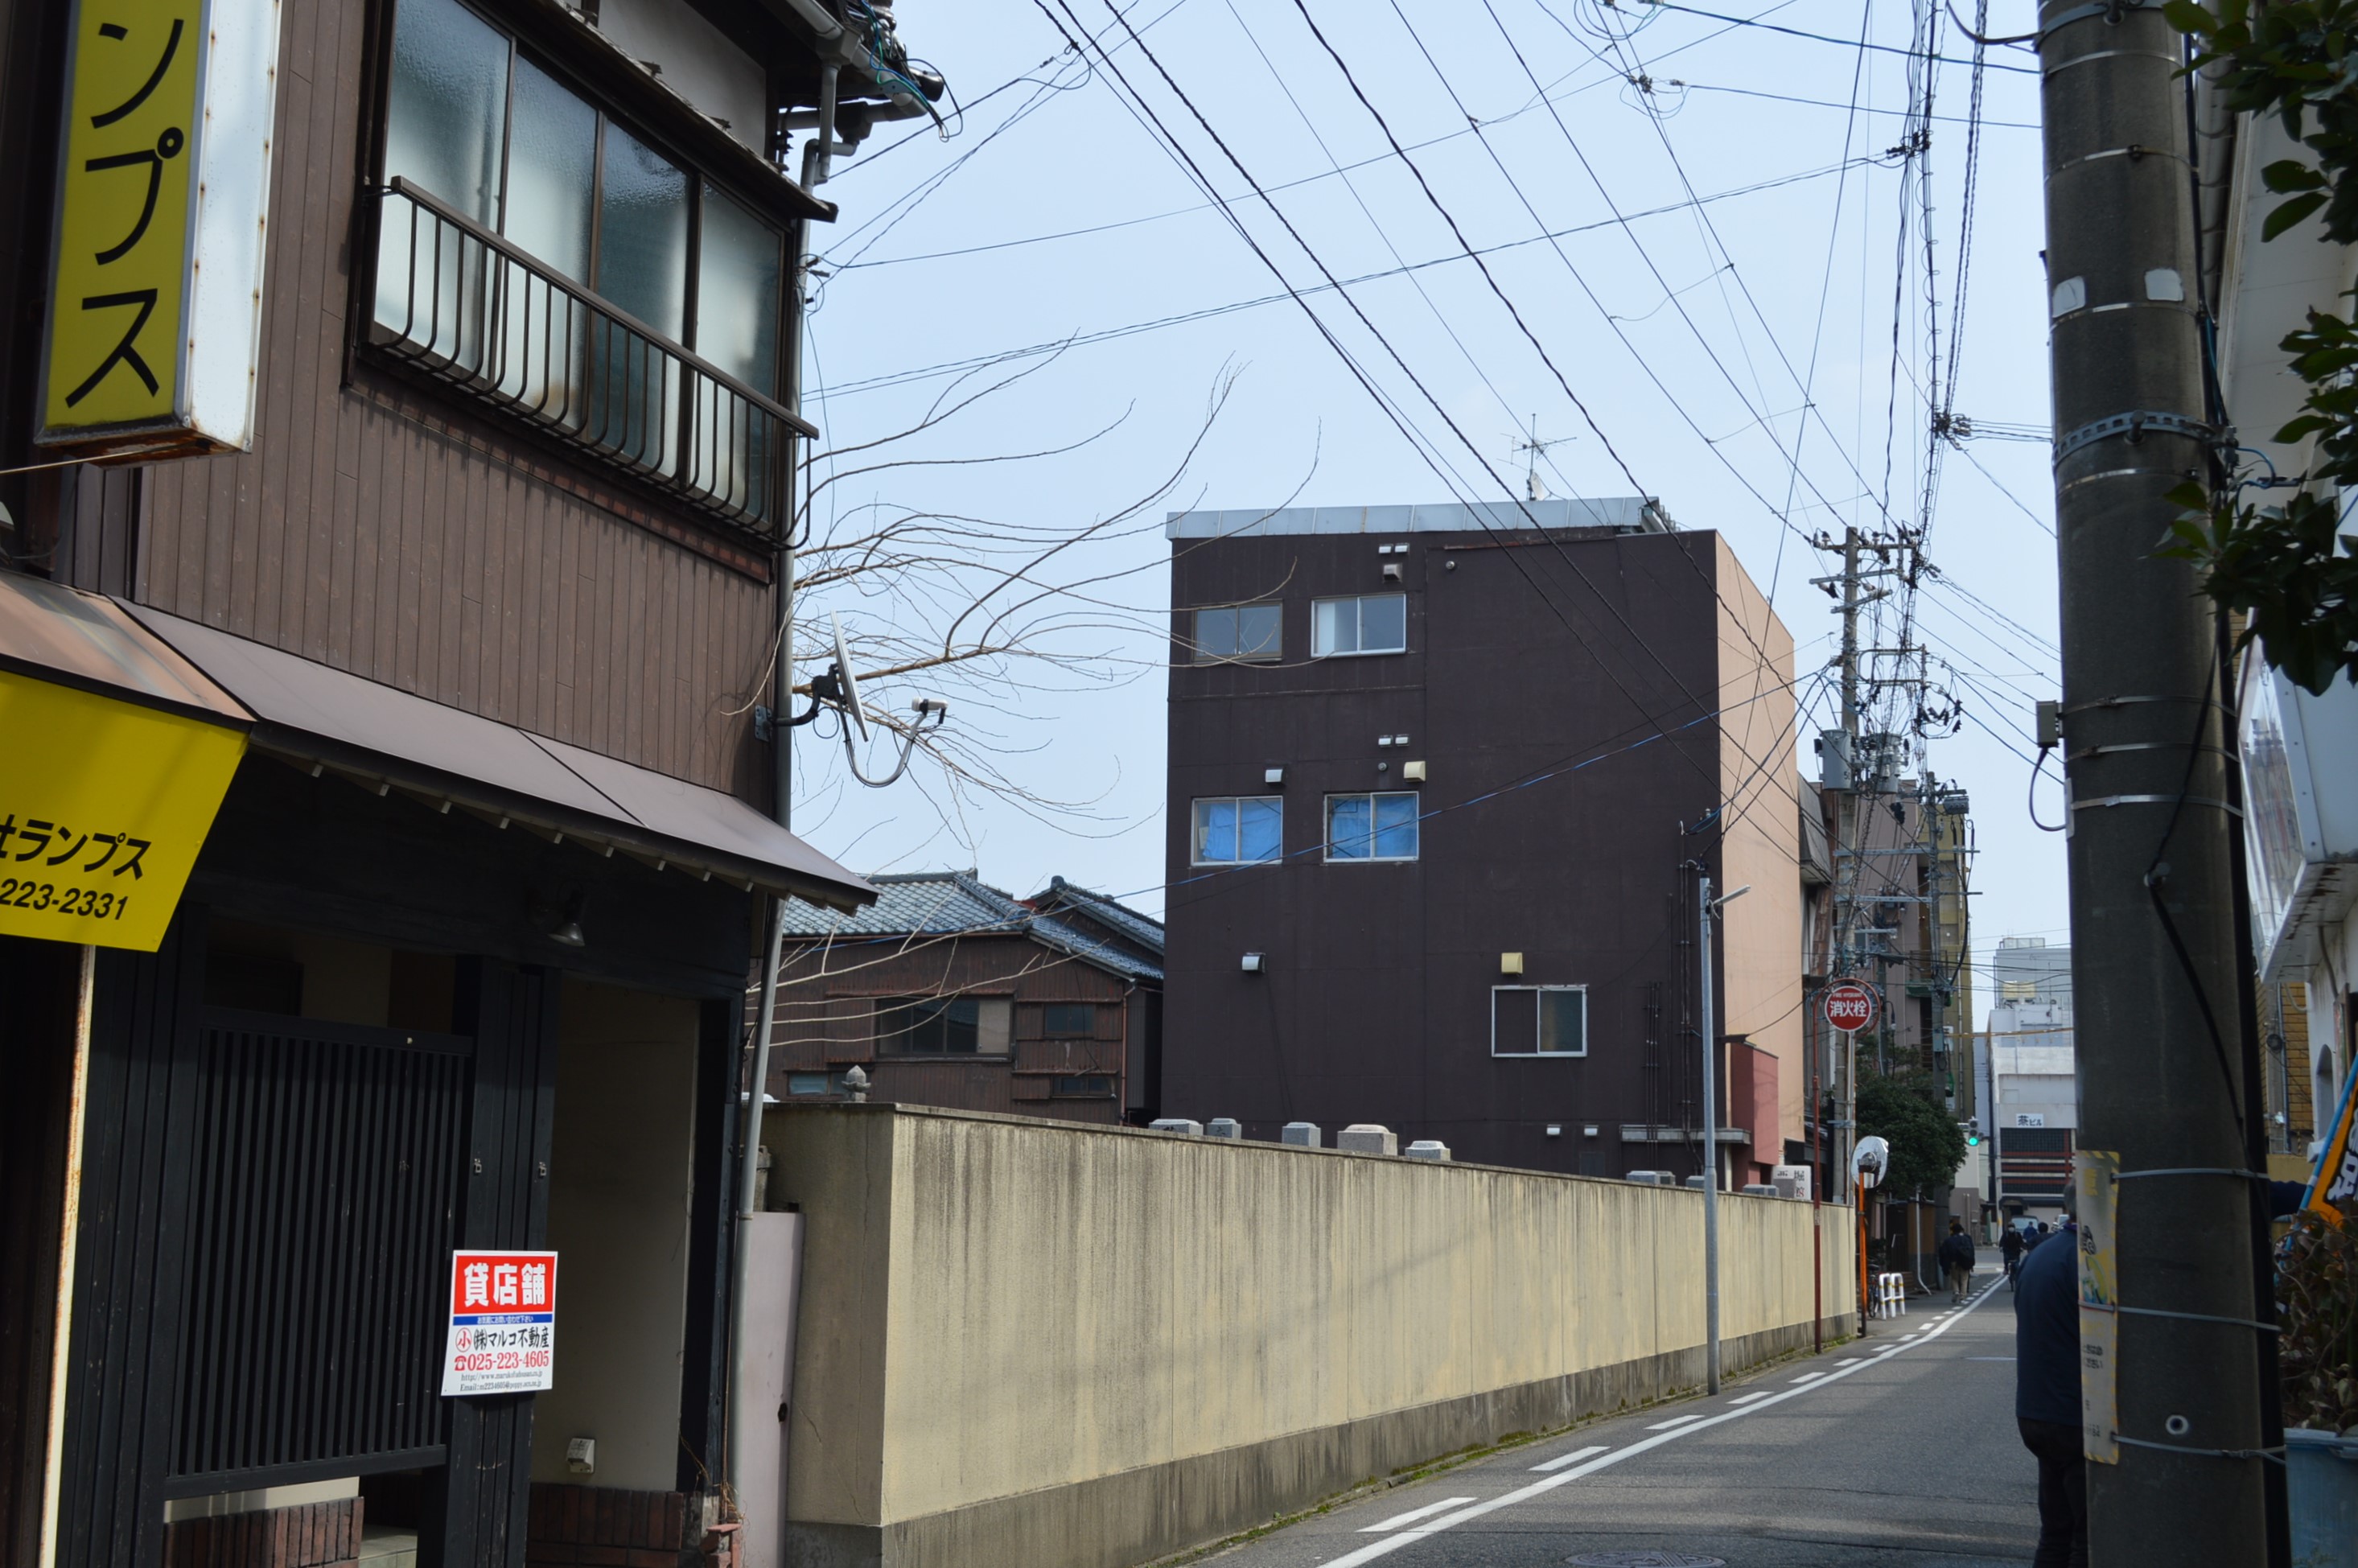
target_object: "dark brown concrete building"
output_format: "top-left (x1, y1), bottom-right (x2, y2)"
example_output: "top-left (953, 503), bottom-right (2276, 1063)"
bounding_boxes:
top-left (768, 871), bottom-right (1164, 1123)
top-left (1161, 500), bottom-right (1804, 1182)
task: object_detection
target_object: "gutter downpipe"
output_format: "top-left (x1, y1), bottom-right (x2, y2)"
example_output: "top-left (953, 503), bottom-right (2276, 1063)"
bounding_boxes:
top-left (724, 206), bottom-right (811, 1529)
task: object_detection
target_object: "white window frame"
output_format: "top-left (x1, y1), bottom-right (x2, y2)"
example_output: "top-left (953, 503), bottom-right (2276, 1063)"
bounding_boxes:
top-left (1490, 984), bottom-right (1589, 1058)
top-left (1191, 796), bottom-right (1284, 866)
top-left (1311, 593), bottom-right (1408, 658)
top-left (1322, 791), bottom-right (1420, 862)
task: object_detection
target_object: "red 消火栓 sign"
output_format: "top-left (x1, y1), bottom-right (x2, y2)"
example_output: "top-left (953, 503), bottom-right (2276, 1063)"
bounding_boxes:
top-left (442, 1249), bottom-right (558, 1397)
top-left (1821, 981), bottom-right (1877, 1036)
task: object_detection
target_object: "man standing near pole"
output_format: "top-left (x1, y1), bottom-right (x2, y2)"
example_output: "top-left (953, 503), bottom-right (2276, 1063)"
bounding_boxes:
top-left (2039, 0), bottom-right (2273, 1556)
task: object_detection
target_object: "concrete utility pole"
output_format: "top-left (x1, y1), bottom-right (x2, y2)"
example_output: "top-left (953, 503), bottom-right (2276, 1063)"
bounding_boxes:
top-left (1698, 870), bottom-right (1722, 1396)
top-left (2039, 0), bottom-right (2270, 1557)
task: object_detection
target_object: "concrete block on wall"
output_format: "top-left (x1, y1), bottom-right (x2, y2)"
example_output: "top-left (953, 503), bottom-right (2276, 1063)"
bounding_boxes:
top-left (1626, 1171), bottom-right (1668, 1185)
top-left (1206, 1118), bottom-right (1243, 1139)
top-left (1150, 1118), bottom-right (1204, 1136)
top-left (1336, 1124), bottom-right (1397, 1156)
top-left (1403, 1141), bottom-right (1450, 1162)
top-left (1280, 1121), bottom-right (1322, 1148)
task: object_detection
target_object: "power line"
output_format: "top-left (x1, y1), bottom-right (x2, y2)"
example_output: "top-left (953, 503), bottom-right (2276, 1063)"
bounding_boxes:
top-left (1640, 2), bottom-right (2039, 73)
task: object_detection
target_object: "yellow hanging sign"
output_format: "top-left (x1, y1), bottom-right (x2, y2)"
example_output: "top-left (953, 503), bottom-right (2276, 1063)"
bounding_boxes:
top-left (43, 0), bottom-right (202, 435)
top-left (0, 670), bottom-right (245, 951)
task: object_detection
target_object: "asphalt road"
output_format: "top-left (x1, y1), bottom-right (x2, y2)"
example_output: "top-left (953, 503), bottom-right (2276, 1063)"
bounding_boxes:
top-left (1204, 1269), bottom-right (2037, 1568)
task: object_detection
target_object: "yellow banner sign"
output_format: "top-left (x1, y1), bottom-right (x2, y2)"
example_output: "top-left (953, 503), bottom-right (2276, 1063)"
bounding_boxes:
top-left (0, 670), bottom-right (245, 952)
top-left (44, 0), bottom-right (202, 434)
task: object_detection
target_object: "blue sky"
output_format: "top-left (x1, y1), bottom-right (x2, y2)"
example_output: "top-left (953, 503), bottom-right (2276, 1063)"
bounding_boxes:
top-left (788, 0), bottom-right (2067, 1019)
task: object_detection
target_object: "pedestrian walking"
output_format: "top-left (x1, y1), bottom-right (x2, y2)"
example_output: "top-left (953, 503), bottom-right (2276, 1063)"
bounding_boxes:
top-left (2015, 1204), bottom-right (2085, 1567)
top-left (1999, 1221), bottom-right (2025, 1287)
top-left (1938, 1218), bottom-right (1977, 1303)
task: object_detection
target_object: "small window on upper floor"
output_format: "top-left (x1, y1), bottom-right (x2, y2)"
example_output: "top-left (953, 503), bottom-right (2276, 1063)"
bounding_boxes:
top-left (1492, 986), bottom-right (1586, 1057)
top-left (1043, 1003), bottom-right (1100, 1036)
top-left (875, 996), bottom-right (1013, 1056)
top-left (1312, 594), bottom-right (1407, 657)
top-left (1194, 797), bottom-right (1282, 865)
top-left (372, 0), bottom-right (793, 532)
top-left (1325, 792), bottom-right (1418, 862)
top-left (1189, 603), bottom-right (1282, 663)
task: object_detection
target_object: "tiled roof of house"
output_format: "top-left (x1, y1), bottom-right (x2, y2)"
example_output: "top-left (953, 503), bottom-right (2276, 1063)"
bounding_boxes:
top-left (1027, 875), bottom-right (1163, 957)
top-left (780, 870), bottom-right (1163, 982)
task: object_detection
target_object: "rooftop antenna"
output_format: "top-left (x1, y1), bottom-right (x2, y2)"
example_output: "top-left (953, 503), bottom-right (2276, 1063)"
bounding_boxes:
top-left (806, 611), bottom-right (947, 788)
top-left (1512, 416), bottom-right (1570, 502)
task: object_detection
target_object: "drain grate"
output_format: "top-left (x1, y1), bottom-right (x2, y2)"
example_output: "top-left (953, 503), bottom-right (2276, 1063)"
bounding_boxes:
top-left (1566, 1554), bottom-right (1726, 1567)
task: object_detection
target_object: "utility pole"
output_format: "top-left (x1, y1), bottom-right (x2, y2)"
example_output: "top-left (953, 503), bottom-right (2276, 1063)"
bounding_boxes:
top-left (1695, 873), bottom-right (1748, 1395)
top-left (2039, 0), bottom-right (2270, 1558)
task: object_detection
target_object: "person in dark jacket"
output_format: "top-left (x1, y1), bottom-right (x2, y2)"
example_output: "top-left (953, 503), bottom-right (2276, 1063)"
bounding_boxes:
top-left (1938, 1218), bottom-right (1977, 1302)
top-left (2015, 1208), bottom-right (2084, 1568)
top-left (1999, 1221), bottom-right (2026, 1286)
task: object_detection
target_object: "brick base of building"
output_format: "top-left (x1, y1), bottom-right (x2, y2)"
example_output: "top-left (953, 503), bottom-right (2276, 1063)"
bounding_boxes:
top-left (526, 1484), bottom-right (736, 1568)
top-left (162, 1499), bottom-right (363, 1568)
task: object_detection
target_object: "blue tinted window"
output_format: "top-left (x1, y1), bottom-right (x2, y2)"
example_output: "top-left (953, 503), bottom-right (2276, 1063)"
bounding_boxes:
top-left (1195, 797), bottom-right (1281, 863)
top-left (1327, 792), bottom-right (1418, 861)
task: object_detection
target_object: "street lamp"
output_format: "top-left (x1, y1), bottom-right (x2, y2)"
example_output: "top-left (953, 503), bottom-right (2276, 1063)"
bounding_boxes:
top-left (1697, 876), bottom-right (1749, 1393)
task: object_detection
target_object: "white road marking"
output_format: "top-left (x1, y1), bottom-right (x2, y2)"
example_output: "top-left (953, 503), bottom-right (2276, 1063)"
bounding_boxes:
top-left (1837, 1357), bottom-right (1862, 1365)
top-left (1315, 1282), bottom-right (2003, 1567)
top-left (1646, 1414), bottom-right (1705, 1430)
top-left (1530, 1445), bottom-right (1609, 1472)
top-left (1359, 1496), bottom-right (1474, 1533)
top-left (1790, 1373), bottom-right (1827, 1384)
top-left (1727, 1392), bottom-right (1770, 1405)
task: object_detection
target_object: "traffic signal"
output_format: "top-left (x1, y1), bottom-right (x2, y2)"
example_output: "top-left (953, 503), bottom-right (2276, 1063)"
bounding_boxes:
top-left (1959, 1121), bottom-right (1981, 1148)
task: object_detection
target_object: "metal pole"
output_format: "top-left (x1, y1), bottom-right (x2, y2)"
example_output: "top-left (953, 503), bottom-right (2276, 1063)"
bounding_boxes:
top-left (1698, 870), bottom-right (1720, 1395)
top-left (2039, 0), bottom-right (2268, 1554)
top-left (37, 946), bottom-right (94, 1568)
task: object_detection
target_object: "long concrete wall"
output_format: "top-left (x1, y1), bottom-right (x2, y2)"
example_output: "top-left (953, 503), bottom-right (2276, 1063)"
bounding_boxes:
top-left (765, 1104), bottom-right (1854, 1568)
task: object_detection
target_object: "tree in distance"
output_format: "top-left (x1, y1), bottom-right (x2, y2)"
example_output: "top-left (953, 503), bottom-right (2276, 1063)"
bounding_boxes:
top-left (1855, 1072), bottom-right (1968, 1198)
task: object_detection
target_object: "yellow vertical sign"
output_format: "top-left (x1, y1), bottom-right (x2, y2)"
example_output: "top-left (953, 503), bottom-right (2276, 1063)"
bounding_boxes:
top-left (43, 0), bottom-right (204, 435)
top-left (0, 671), bottom-right (245, 953)
top-left (2311, 1072), bottom-right (2356, 1228)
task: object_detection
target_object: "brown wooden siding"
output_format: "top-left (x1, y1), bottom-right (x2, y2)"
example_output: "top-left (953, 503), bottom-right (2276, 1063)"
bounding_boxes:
top-left (767, 932), bottom-right (1137, 1124)
top-left (128, 0), bottom-right (775, 797)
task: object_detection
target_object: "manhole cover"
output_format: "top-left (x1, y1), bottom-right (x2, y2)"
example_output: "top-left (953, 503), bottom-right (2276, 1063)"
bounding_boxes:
top-left (1566, 1554), bottom-right (1726, 1567)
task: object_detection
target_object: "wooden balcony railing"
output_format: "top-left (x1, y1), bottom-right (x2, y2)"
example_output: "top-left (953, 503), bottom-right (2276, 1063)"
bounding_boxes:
top-left (367, 179), bottom-right (812, 539)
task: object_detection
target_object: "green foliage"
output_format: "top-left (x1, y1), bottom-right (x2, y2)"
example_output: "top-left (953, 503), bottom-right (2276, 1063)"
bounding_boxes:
top-left (2158, 0), bottom-right (2358, 693)
top-left (1854, 1072), bottom-right (1967, 1197)
top-left (2278, 1212), bottom-right (2358, 1434)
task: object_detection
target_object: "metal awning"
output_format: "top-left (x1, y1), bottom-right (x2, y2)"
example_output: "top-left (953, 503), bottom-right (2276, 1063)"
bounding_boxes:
top-left (0, 570), bottom-right (250, 727)
top-left (117, 603), bottom-right (873, 913)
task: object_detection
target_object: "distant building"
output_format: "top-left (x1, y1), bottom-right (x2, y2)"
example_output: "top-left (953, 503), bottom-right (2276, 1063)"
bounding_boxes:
top-left (1159, 499), bottom-right (1802, 1184)
top-left (768, 871), bottom-right (1163, 1124)
top-left (1979, 936), bottom-right (2076, 1216)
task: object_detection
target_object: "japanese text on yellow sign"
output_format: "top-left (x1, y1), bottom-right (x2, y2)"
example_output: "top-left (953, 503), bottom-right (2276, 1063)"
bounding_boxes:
top-left (43, 0), bottom-right (203, 434)
top-left (0, 671), bottom-right (244, 951)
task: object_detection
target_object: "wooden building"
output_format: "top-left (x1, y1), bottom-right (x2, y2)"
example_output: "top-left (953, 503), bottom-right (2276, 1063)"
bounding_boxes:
top-left (1159, 500), bottom-right (1804, 1183)
top-left (0, 2), bottom-right (943, 1565)
top-left (768, 872), bottom-right (1165, 1125)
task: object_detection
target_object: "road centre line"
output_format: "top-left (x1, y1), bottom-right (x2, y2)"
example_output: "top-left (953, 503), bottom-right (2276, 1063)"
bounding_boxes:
top-left (1319, 1284), bottom-right (2004, 1568)
top-left (1530, 1445), bottom-right (1609, 1472)
top-left (1726, 1392), bottom-right (1770, 1405)
top-left (1646, 1414), bottom-right (1706, 1430)
top-left (1359, 1497), bottom-right (1474, 1533)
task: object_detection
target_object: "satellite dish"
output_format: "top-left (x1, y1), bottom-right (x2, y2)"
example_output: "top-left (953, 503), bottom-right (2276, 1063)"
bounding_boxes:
top-left (1853, 1135), bottom-right (1891, 1190)
top-left (829, 612), bottom-right (869, 741)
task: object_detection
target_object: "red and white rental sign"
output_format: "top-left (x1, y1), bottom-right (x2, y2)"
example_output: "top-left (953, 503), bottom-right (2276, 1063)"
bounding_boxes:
top-left (1821, 981), bottom-right (1877, 1036)
top-left (442, 1250), bottom-right (558, 1397)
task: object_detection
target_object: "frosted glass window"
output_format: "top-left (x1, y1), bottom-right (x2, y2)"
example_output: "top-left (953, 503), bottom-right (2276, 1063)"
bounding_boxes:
top-left (695, 185), bottom-right (782, 393)
top-left (1492, 987), bottom-right (1586, 1056)
top-left (597, 126), bottom-right (689, 340)
top-left (505, 60), bottom-right (596, 282)
top-left (1312, 594), bottom-right (1407, 657)
top-left (384, 0), bottom-right (508, 225)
